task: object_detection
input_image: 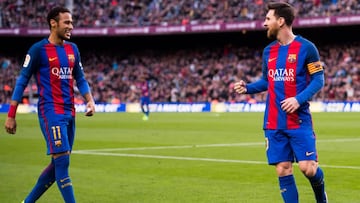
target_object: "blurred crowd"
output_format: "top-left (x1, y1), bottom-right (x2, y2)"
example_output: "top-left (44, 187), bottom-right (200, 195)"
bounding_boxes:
top-left (1, 0), bottom-right (360, 28)
top-left (0, 0), bottom-right (359, 104)
top-left (1, 42), bottom-right (359, 104)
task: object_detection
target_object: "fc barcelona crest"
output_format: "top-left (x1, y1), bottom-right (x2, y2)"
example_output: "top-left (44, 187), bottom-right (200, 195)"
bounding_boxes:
top-left (287, 54), bottom-right (297, 63)
top-left (55, 140), bottom-right (62, 147)
top-left (68, 54), bottom-right (75, 63)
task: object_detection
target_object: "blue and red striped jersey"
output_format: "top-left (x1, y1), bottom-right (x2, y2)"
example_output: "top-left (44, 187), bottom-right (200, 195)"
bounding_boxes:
top-left (140, 81), bottom-right (150, 97)
top-left (12, 38), bottom-right (91, 116)
top-left (247, 35), bottom-right (324, 130)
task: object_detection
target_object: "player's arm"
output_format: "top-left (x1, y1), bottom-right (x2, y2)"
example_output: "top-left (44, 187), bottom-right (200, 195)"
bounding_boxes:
top-left (281, 43), bottom-right (324, 113)
top-left (281, 71), bottom-right (324, 113)
top-left (295, 70), bottom-right (324, 105)
top-left (245, 78), bottom-right (268, 94)
top-left (72, 45), bottom-right (95, 116)
top-left (296, 43), bottom-right (325, 105)
top-left (234, 55), bottom-right (268, 94)
top-left (5, 100), bottom-right (19, 134)
top-left (5, 47), bottom-right (38, 134)
top-left (73, 65), bottom-right (95, 116)
top-left (83, 92), bottom-right (95, 116)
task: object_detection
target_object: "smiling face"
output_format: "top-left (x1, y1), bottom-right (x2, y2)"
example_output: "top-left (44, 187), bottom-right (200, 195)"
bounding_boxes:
top-left (50, 12), bottom-right (73, 41)
top-left (263, 9), bottom-right (281, 40)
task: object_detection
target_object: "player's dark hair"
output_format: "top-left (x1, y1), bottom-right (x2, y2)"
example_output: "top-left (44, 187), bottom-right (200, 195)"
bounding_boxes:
top-left (47, 6), bottom-right (71, 29)
top-left (267, 2), bottom-right (295, 26)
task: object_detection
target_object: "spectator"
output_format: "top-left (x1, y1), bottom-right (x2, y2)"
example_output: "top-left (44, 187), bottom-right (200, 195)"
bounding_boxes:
top-left (2, 0), bottom-right (360, 28)
top-left (1, 41), bottom-right (359, 104)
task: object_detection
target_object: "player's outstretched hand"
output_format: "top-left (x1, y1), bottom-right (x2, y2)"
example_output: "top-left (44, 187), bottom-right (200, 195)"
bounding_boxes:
top-left (4, 117), bottom-right (17, 134)
top-left (234, 80), bottom-right (247, 94)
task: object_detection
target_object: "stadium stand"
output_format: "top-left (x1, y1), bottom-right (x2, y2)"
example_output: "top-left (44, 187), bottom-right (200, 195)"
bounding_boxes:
top-left (1, 42), bottom-right (359, 104)
top-left (0, 0), bottom-right (359, 104)
top-left (1, 0), bottom-right (360, 28)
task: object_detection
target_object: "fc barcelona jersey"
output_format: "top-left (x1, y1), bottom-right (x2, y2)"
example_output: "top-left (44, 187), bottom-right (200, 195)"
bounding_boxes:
top-left (140, 81), bottom-right (150, 98)
top-left (249, 35), bottom-right (324, 130)
top-left (12, 38), bottom-right (91, 116)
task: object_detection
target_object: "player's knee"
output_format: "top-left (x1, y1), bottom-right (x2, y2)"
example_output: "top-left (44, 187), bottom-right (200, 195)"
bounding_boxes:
top-left (53, 152), bottom-right (70, 169)
top-left (298, 161), bottom-right (317, 177)
top-left (52, 151), bottom-right (70, 159)
top-left (275, 162), bottom-right (293, 176)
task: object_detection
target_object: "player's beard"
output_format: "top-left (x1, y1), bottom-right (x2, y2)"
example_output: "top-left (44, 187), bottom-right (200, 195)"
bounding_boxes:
top-left (267, 28), bottom-right (278, 40)
top-left (58, 29), bottom-right (71, 41)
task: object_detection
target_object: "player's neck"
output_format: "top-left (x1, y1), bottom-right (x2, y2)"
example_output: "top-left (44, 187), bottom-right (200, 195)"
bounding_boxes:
top-left (48, 34), bottom-right (64, 46)
top-left (277, 29), bottom-right (296, 46)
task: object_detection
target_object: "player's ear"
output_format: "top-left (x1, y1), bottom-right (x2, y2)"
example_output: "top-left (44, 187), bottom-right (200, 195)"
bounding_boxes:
top-left (278, 17), bottom-right (286, 28)
top-left (50, 19), bottom-right (57, 28)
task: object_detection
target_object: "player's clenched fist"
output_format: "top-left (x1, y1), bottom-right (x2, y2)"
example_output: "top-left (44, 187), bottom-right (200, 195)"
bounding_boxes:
top-left (234, 80), bottom-right (247, 94)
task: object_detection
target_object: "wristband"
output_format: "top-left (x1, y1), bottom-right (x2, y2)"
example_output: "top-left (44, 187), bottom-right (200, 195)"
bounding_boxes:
top-left (8, 104), bottom-right (17, 118)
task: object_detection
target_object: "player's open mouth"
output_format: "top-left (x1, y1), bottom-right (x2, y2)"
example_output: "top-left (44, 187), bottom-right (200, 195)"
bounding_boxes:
top-left (65, 30), bottom-right (71, 37)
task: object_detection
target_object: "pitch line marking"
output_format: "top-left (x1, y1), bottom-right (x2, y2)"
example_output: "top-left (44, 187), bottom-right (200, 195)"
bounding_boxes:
top-left (72, 151), bottom-right (360, 170)
top-left (75, 137), bottom-right (360, 152)
top-left (75, 142), bottom-right (263, 152)
top-left (73, 138), bottom-right (360, 170)
top-left (73, 151), bottom-right (267, 165)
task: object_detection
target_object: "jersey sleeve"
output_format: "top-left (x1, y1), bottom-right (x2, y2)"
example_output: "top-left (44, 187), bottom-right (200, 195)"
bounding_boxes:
top-left (246, 51), bottom-right (268, 94)
top-left (295, 42), bottom-right (325, 104)
top-left (72, 44), bottom-right (91, 96)
top-left (11, 44), bottom-right (40, 102)
top-left (306, 42), bottom-right (324, 75)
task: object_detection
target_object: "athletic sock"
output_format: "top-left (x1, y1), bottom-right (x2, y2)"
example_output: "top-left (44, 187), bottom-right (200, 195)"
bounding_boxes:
top-left (308, 167), bottom-right (327, 203)
top-left (279, 174), bottom-right (299, 203)
top-left (145, 106), bottom-right (149, 117)
top-left (24, 159), bottom-right (55, 203)
top-left (54, 154), bottom-right (76, 203)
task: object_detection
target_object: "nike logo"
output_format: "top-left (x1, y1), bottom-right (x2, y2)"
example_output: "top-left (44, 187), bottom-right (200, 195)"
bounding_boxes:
top-left (268, 57), bottom-right (277, 62)
top-left (49, 57), bottom-right (57, 61)
top-left (306, 151), bottom-right (315, 156)
top-left (60, 177), bottom-right (70, 182)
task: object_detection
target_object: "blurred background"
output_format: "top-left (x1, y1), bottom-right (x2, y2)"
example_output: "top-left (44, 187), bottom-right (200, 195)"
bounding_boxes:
top-left (0, 0), bottom-right (359, 112)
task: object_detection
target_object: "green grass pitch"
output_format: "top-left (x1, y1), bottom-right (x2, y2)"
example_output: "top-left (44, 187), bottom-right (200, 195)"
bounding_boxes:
top-left (1, 112), bottom-right (360, 203)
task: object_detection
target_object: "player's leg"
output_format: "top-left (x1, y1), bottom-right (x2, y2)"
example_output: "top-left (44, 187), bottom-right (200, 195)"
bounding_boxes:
top-left (300, 161), bottom-right (327, 203)
top-left (141, 105), bottom-right (149, 120)
top-left (145, 104), bottom-right (149, 117)
top-left (145, 97), bottom-right (150, 117)
top-left (277, 162), bottom-right (298, 203)
top-left (145, 97), bottom-right (150, 119)
top-left (291, 128), bottom-right (327, 203)
top-left (265, 130), bottom-right (298, 203)
top-left (22, 116), bottom-right (57, 202)
top-left (141, 97), bottom-right (149, 120)
top-left (53, 152), bottom-right (75, 203)
top-left (23, 159), bottom-right (55, 203)
top-left (47, 115), bottom-right (76, 203)
top-left (140, 102), bottom-right (146, 115)
top-left (140, 97), bottom-right (146, 119)
top-left (144, 103), bottom-right (150, 118)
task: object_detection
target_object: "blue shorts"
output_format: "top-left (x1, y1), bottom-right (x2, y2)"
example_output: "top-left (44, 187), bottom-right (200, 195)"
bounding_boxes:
top-left (38, 113), bottom-right (75, 155)
top-left (141, 96), bottom-right (150, 105)
top-left (264, 127), bottom-right (317, 165)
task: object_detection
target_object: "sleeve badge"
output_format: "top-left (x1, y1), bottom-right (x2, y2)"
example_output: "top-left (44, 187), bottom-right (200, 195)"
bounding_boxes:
top-left (23, 54), bottom-right (31, 68)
